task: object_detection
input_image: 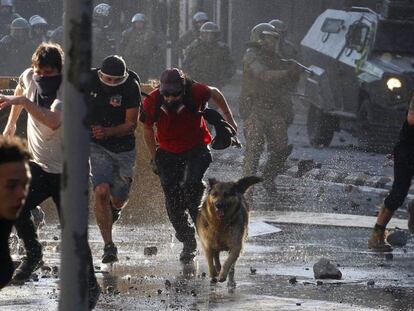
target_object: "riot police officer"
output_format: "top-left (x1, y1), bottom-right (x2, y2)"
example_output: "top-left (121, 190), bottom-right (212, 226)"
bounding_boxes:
top-left (182, 21), bottom-right (235, 88)
top-left (269, 19), bottom-right (298, 59)
top-left (92, 3), bottom-right (116, 67)
top-left (177, 11), bottom-right (209, 61)
top-left (0, 0), bottom-right (20, 37)
top-left (0, 17), bottom-right (35, 76)
top-left (119, 13), bottom-right (160, 81)
top-left (240, 23), bottom-right (300, 196)
top-left (29, 15), bottom-right (48, 46)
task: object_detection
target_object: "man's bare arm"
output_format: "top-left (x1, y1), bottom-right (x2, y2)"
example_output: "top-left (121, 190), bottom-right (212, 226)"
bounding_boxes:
top-left (209, 87), bottom-right (238, 131)
top-left (143, 123), bottom-right (157, 160)
top-left (3, 84), bottom-right (24, 136)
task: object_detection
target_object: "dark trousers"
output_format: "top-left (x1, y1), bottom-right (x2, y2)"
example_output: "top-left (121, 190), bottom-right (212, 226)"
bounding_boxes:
top-left (155, 145), bottom-right (212, 244)
top-left (14, 161), bottom-right (97, 285)
top-left (14, 161), bottom-right (60, 260)
top-left (0, 219), bottom-right (14, 289)
top-left (384, 142), bottom-right (414, 211)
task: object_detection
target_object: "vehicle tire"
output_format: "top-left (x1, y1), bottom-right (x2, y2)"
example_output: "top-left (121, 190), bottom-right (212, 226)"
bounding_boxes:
top-left (307, 104), bottom-right (337, 147)
top-left (357, 97), bottom-right (395, 153)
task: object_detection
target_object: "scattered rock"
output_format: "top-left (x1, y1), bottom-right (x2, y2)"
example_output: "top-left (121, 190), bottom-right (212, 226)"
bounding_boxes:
top-left (53, 236), bottom-right (59, 241)
top-left (289, 276), bottom-right (297, 284)
top-left (32, 273), bottom-right (39, 282)
top-left (126, 256), bottom-right (131, 260)
top-left (165, 280), bottom-right (171, 288)
top-left (315, 162), bottom-right (322, 169)
top-left (41, 265), bottom-right (52, 273)
top-left (313, 258), bottom-right (342, 279)
top-left (201, 272), bottom-right (206, 278)
top-left (316, 280), bottom-right (323, 286)
top-left (157, 289), bottom-right (162, 295)
top-left (106, 286), bottom-right (114, 293)
top-left (386, 229), bottom-right (408, 247)
top-left (367, 280), bottom-right (375, 286)
top-left (344, 184), bottom-right (354, 193)
top-left (296, 303), bottom-right (301, 306)
top-left (385, 253), bottom-right (394, 261)
top-left (191, 289), bottom-right (197, 297)
top-left (297, 159), bottom-right (316, 177)
top-left (350, 201), bottom-right (360, 209)
top-left (144, 246), bottom-right (158, 256)
top-left (250, 267), bottom-right (257, 275)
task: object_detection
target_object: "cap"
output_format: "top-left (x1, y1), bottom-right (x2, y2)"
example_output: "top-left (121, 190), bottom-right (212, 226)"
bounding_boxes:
top-left (159, 68), bottom-right (185, 95)
top-left (101, 55), bottom-right (126, 77)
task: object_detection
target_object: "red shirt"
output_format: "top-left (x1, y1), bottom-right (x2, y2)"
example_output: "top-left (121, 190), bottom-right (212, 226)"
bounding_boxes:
top-left (143, 82), bottom-right (212, 153)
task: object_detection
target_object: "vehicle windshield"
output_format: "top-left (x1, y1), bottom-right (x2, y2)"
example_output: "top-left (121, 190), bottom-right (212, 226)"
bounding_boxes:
top-left (373, 20), bottom-right (414, 54)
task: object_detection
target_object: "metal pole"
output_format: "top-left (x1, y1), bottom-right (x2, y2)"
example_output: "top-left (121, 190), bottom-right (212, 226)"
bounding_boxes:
top-left (60, 0), bottom-right (92, 310)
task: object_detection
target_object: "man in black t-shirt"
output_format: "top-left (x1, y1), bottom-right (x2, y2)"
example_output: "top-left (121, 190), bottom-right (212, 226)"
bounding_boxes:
top-left (0, 136), bottom-right (31, 289)
top-left (368, 95), bottom-right (414, 251)
top-left (89, 55), bottom-right (141, 263)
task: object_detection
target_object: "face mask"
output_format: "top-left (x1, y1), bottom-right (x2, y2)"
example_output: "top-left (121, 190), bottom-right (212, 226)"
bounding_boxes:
top-left (33, 74), bottom-right (62, 97)
top-left (164, 99), bottom-right (182, 112)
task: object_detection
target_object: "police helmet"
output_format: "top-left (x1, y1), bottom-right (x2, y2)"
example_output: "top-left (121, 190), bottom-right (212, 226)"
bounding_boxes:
top-left (199, 21), bottom-right (220, 33)
top-left (1, 0), bottom-right (13, 7)
top-left (11, 17), bottom-right (30, 30)
top-left (193, 11), bottom-right (209, 23)
top-left (29, 15), bottom-right (48, 27)
top-left (131, 13), bottom-right (145, 23)
top-left (250, 23), bottom-right (279, 43)
top-left (269, 19), bottom-right (287, 33)
top-left (93, 3), bottom-right (111, 19)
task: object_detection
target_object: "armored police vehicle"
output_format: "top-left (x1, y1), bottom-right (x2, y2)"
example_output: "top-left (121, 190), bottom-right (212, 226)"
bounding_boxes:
top-left (301, 0), bottom-right (414, 152)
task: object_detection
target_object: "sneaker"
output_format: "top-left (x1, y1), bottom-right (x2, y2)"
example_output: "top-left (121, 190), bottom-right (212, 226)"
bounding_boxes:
top-left (88, 278), bottom-right (101, 310)
top-left (102, 242), bottom-right (118, 264)
top-left (368, 229), bottom-right (393, 252)
top-left (12, 255), bottom-right (43, 284)
top-left (408, 201), bottom-right (414, 234)
top-left (179, 240), bottom-right (197, 264)
top-left (111, 207), bottom-right (122, 224)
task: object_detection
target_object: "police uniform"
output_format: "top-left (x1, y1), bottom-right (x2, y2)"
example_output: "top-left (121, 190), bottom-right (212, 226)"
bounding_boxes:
top-left (183, 38), bottom-right (235, 88)
top-left (240, 43), bottom-right (299, 190)
top-left (120, 27), bottom-right (159, 81)
top-left (0, 34), bottom-right (35, 76)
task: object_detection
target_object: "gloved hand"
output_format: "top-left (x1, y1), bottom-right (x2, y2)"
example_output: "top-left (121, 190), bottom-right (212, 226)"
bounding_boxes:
top-left (150, 159), bottom-right (159, 175)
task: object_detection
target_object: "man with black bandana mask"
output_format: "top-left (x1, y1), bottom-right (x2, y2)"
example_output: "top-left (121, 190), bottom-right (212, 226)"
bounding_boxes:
top-left (88, 55), bottom-right (141, 263)
top-left (1, 43), bottom-right (101, 309)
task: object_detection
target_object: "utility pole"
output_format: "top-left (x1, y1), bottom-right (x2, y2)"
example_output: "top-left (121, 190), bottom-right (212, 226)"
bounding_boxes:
top-left (60, 0), bottom-right (93, 310)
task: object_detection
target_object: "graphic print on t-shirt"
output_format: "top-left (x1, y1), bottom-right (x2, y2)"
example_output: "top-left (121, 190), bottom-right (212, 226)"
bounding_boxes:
top-left (110, 95), bottom-right (122, 107)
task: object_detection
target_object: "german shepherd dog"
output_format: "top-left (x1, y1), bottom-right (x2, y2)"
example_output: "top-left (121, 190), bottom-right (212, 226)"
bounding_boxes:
top-left (196, 176), bottom-right (262, 285)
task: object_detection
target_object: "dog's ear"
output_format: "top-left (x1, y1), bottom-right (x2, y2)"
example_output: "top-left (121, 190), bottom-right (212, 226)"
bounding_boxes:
top-left (235, 176), bottom-right (263, 194)
top-left (208, 178), bottom-right (219, 189)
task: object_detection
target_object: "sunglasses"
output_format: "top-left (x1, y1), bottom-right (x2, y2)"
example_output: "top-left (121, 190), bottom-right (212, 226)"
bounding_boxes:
top-left (162, 90), bottom-right (182, 97)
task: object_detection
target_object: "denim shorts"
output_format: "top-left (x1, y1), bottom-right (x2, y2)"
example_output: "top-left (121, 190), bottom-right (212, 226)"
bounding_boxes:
top-left (89, 142), bottom-right (136, 201)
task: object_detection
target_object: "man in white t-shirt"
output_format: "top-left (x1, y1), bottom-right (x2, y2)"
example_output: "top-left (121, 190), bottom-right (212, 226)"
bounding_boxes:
top-left (1, 43), bottom-right (100, 309)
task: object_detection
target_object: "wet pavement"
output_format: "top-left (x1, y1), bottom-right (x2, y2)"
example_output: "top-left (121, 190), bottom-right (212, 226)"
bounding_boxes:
top-left (2, 74), bottom-right (414, 310)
